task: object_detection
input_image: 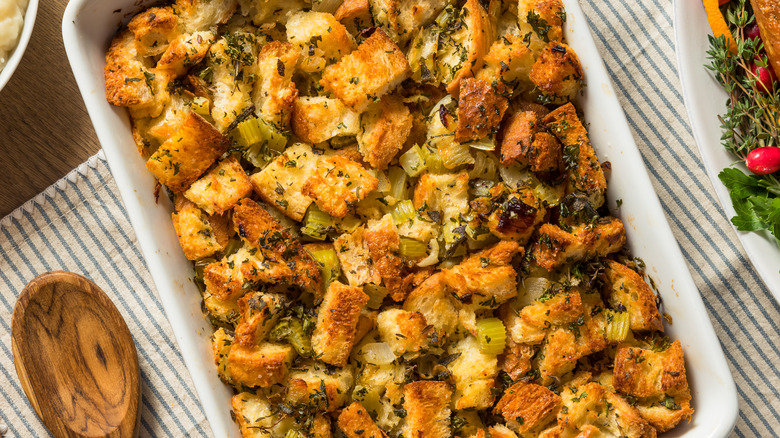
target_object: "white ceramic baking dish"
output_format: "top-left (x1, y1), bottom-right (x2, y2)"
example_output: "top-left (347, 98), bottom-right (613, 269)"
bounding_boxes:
top-left (62, 0), bottom-right (739, 436)
top-left (0, 0), bottom-right (39, 94)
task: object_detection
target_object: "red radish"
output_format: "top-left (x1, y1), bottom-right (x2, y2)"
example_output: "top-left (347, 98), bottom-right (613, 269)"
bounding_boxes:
top-left (750, 62), bottom-right (777, 93)
top-left (745, 23), bottom-right (762, 42)
top-left (746, 147), bottom-right (780, 175)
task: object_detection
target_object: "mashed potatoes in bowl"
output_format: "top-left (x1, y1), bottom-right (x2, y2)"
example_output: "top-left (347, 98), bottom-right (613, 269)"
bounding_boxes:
top-left (0, 0), bottom-right (27, 71)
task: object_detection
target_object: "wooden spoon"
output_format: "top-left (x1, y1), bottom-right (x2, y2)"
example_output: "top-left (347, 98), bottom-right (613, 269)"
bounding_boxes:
top-left (11, 271), bottom-right (141, 438)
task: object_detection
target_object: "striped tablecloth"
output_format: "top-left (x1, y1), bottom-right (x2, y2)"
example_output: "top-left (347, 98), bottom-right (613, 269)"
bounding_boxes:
top-left (0, 0), bottom-right (777, 436)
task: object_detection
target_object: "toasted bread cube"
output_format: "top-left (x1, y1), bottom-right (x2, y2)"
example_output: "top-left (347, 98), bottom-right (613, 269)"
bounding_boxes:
top-left (636, 395), bottom-right (693, 433)
top-left (334, 226), bottom-right (383, 287)
top-left (250, 143), bottom-right (319, 221)
top-left (202, 247), bottom-right (257, 301)
top-left (174, 0), bottom-right (237, 32)
top-left (171, 203), bottom-right (225, 260)
top-left (403, 273), bottom-right (458, 342)
top-left (233, 292), bottom-right (285, 347)
top-left (312, 281), bottom-right (370, 366)
top-left (338, 402), bottom-right (388, 438)
top-left (531, 218), bottom-right (626, 270)
top-left (184, 156), bottom-right (252, 214)
top-left (311, 415), bottom-right (333, 438)
top-left (137, 92), bottom-right (192, 150)
top-left (544, 103), bottom-right (606, 207)
top-left (365, 214), bottom-right (405, 296)
top-left (613, 341), bottom-right (689, 399)
top-left (286, 11), bottom-right (356, 73)
top-left (357, 94), bottom-right (412, 169)
top-left (413, 171), bottom-right (470, 221)
top-left (499, 110), bottom-right (562, 172)
top-left (504, 291), bottom-right (583, 345)
top-left (454, 78), bottom-right (509, 143)
top-left (402, 381), bottom-right (452, 438)
top-left (486, 186), bottom-right (547, 243)
top-left (377, 308), bottom-right (428, 356)
top-left (147, 112), bottom-right (229, 192)
top-left (436, 0), bottom-right (495, 95)
top-left (476, 33), bottom-right (535, 94)
top-left (286, 361), bottom-right (354, 411)
top-left (236, 0), bottom-right (306, 25)
top-left (104, 30), bottom-right (170, 118)
top-left (232, 198), bottom-right (323, 294)
top-left (447, 336), bottom-right (499, 410)
top-left (292, 96), bottom-right (361, 144)
top-left (212, 327), bottom-right (234, 382)
top-left (203, 292), bottom-right (241, 325)
top-left (335, 0), bottom-right (373, 34)
top-left (253, 41), bottom-right (300, 129)
top-left (227, 342), bottom-right (296, 387)
top-left (498, 336), bottom-right (535, 380)
top-left (208, 34), bottom-right (256, 131)
top-left (605, 260), bottom-right (664, 332)
top-left (320, 29), bottom-right (410, 112)
top-left (231, 392), bottom-right (294, 438)
top-left (156, 31), bottom-right (214, 76)
top-left (126, 7), bottom-right (178, 57)
top-left (302, 155), bottom-right (379, 218)
top-left (443, 241), bottom-right (523, 310)
top-left (369, 0), bottom-right (448, 44)
top-left (529, 41), bottom-right (583, 104)
top-left (517, 0), bottom-right (564, 43)
top-left (494, 381), bottom-right (561, 434)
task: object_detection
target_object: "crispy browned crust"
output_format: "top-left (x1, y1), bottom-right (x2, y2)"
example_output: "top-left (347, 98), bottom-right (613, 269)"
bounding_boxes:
top-left (403, 272), bottom-right (457, 341)
top-left (752, 0), bottom-right (780, 78)
top-left (486, 186), bottom-right (547, 243)
top-left (494, 381), bottom-right (561, 433)
top-left (499, 110), bottom-right (562, 172)
top-left (531, 218), bottom-right (626, 270)
top-left (203, 259), bottom-right (244, 301)
top-left (443, 241), bottom-right (523, 306)
top-left (402, 381), bottom-right (453, 438)
top-left (338, 402), bottom-right (388, 438)
top-left (320, 29), bottom-right (410, 112)
top-left (146, 112), bottom-right (229, 192)
top-left (171, 204), bottom-right (224, 260)
top-left (613, 341), bottom-right (689, 399)
top-left (455, 78), bottom-right (509, 143)
top-left (233, 292), bottom-right (283, 347)
top-left (127, 7), bottom-right (178, 56)
top-left (302, 155), bottom-right (379, 218)
top-left (605, 260), bottom-right (664, 332)
top-left (311, 281), bottom-right (369, 366)
top-left (364, 214), bottom-right (404, 297)
top-left (358, 94), bottom-right (413, 169)
top-left (334, 0), bottom-right (373, 34)
top-left (529, 42), bottom-right (583, 103)
top-left (227, 342), bottom-right (295, 387)
top-left (498, 335), bottom-right (535, 379)
top-left (378, 308), bottom-right (429, 355)
top-left (156, 31), bottom-right (213, 76)
top-left (445, 0), bottom-right (496, 96)
top-left (184, 155), bottom-right (252, 215)
top-left (311, 414), bottom-right (332, 438)
top-left (105, 30), bottom-right (159, 112)
top-left (543, 102), bottom-right (606, 206)
top-left (232, 198), bottom-right (323, 295)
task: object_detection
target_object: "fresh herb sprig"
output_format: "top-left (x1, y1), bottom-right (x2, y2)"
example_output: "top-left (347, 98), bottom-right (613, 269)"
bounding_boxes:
top-left (705, 0), bottom-right (780, 243)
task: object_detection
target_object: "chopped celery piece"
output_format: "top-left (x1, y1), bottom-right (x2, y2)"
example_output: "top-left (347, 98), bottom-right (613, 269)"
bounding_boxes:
top-left (399, 237), bottom-right (428, 259)
top-left (438, 141), bottom-right (474, 169)
top-left (234, 117), bottom-right (287, 152)
top-left (388, 166), bottom-right (409, 200)
top-left (335, 214), bottom-right (362, 233)
top-left (191, 96), bottom-right (210, 116)
top-left (467, 136), bottom-right (496, 151)
top-left (270, 318), bottom-right (312, 356)
top-left (421, 144), bottom-right (445, 173)
top-left (308, 247), bottom-right (341, 291)
top-left (435, 4), bottom-right (457, 27)
top-left (400, 144), bottom-right (427, 177)
top-left (476, 318), bottom-right (506, 355)
top-left (364, 284), bottom-right (389, 309)
top-left (408, 26), bottom-right (440, 84)
top-left (391, 200), bottom-right (417, 225)
top-left (605, 310), bottom-right (630, 342)
top-left (301, 205), bottom-right (333, 240)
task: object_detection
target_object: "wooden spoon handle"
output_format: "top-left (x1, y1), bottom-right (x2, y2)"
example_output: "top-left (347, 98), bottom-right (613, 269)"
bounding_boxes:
top-left (12, 271), bottom-right (140, 438)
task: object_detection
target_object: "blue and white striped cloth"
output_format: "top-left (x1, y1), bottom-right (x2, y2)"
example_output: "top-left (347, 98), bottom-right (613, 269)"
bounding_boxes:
top-left (0, 0), bottom-right (777, 436)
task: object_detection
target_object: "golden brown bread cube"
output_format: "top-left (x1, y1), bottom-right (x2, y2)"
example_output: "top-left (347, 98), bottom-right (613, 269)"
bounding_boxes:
top-left (285, 361), bottom-right (354, 411)
top-left (291, 96), bottom-right (361, 144)
top-left (254, 41), bottom-right (300, 130)
top-left (403, 273), bottom-right (458, 342)
top-left (485, 186), bottom-right (547, 243)
top-left (518, 0), bottom-right (565, 43)
top-left (369, 0), bottom-right (448, 44)
top-left (402, 380), bottom-right (453, 438)
top-left (498, 336), bottom-right (535, 380)
top-left (613, 341), bottom-right (689, 399)
top-left (447, 336), bottom-right (499, 410)
top-left (302, 155), bottom-right (379, 218)
top-left (227, 342), bottom-right (296, 387)
top-left (212, 327), bottom-right (233, 382)
top-left (364, 214), bottom-right (405, 297)
top-left (437, 0), bottom-right (496, 95)
top-left (126, 7), bottom-right (178, 57)
top-left (171, 203), bottom-right (226, 260)
top-left (531, 218), bottom-right (626, 270)
top-left (494, 381), bottom-right (561, 434)
top-left (605, 260), bottom-right (664, 332)
top-left (174, 0), bottom-right (237, 33)
top-left (499, 110), bottom-right (563, 172)
top-left (231, 392), bottom-right (293, 437)
top-left (504, 291), bottom-right (584, 345)
top-left (250, 143), bottom-right (319, 221)
top-left (184, 156), bottom-right (252, 215)
top-left (334, 226), bottom-right (383, 287)
top-left (529, 41), bottom-right (583, 104)
top-left (156, 31), bottom-right (214, 77)
top-left (320, 28), bottom-right (410, 112)
top-left (286, 11), bottom-right (356, 73)
top-left (455, 78), bottom-right (509, 143)
top-left (335, 0), bottom-right (373, 35)
top-left (311, 281), bottom-right (369, 366)
top-left (442, 241), bottom-right (523, 310)
top-left (476, 33), bottom-right (536, 94)
top-left (357, 94), bottom-right (413, 169)
top-left (146, 112), bottom-right (229, 193)
top-left (338, 402), bottom-right (388, 438)
top-left (233, 292), bottom-right (285, 347)
top-left (377, 308), bottom-right (428, 356)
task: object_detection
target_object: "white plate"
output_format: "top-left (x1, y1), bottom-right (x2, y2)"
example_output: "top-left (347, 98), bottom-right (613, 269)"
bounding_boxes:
top-left (674, 0), bottom-right (780, 297)
top-left (0, 0), bottom-right (39, 93)
top-left (62, 0), bottom-right (739, 436)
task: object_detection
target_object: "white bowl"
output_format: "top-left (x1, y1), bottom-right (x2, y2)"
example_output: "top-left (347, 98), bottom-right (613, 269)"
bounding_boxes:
top-left (0, 0), bottom-right (39, 93)
top-left (62, 0), bottom-right (739, 436)
top-left (674, 0), bottom-right (780, 297)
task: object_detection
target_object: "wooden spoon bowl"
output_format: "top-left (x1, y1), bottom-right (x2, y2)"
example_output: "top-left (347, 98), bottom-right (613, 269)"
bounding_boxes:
top-left (11, 271), bottom-right (141, 438)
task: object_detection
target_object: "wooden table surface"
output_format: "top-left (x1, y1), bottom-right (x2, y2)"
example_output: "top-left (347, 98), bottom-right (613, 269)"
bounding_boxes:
top-left (0, 0), bottom-right (100, 217)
